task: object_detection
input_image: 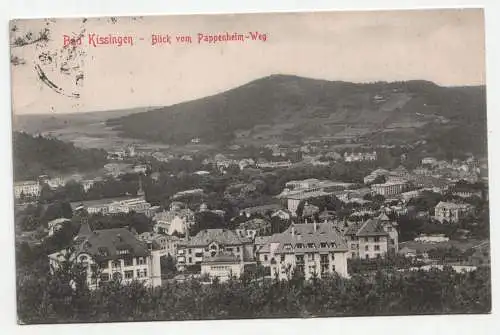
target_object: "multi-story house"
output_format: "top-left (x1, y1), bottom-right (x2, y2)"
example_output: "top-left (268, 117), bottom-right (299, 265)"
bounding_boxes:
top-left (14, 180), bottom-right (40, 199)
top-left (176, 228), bottom-right (254, 272)
top-left (371, 181), bottom-right (408, 197)
top-left (256, 222), bottom-right (350, 280)
top-left (434, 201), bottom-right (475, 224)
top-left (152, 207), bottom-right (195, 235)
top-left (48, 218), bottom-right (162, 290)
top-left (137, 232), bottom-right (182, 257)
top-left (344, 213), bottom-right (399, 260)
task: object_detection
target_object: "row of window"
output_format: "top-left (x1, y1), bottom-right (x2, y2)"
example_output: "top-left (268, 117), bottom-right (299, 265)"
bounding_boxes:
top-left (99, 257), bottom-right (146, 269)
top-left (283, 242), bottom-right (336, 250)
top-left (100, 269), bottom-right (148, 282)
top-left (210, 266), bottom-right (231, 271)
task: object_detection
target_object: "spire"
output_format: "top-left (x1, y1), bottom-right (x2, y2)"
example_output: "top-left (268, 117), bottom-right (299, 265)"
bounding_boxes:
top-left (78, 216), bottom-right (93, 237)
top-left (137, 175), bottom-right (145, 197)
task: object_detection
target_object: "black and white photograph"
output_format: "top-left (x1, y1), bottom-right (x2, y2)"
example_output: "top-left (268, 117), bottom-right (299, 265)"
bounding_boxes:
top-left (9, 8), bottom-right (490, 325)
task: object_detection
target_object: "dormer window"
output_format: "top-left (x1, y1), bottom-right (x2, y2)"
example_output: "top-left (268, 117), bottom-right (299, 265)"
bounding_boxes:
top-left (284, 244), bottom-right (292, 250)
top-left (296, 243), bottom-right (304, 249)
top-left (320, 242), bottom-right (328, 248)
top-left (307, 243), bottom-right (315, 248)
top-left (117, 249), bottom-right (130, 255)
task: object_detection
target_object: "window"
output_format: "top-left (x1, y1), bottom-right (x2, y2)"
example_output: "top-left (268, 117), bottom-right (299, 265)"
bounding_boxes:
top-left (188, 249), bottom-right (192, 254)
top-left (307, 253), bottom-right (314, 261)
top-left (351, 252), bottom-right (356, 258)
top-left (117, 249), bottom-right (129, 255)
top-left (365, 245), bottom-right (369, 251)
top-left (112, 260), bottom-right (121, 268)
top-left (280, 255), bottom-right (285, 262)
top-left (374, 245), bottom-right (380, 251)
top-left (264, 255), bottom-right (268, 261)
top-left (226, 247), bottom-right (233, 252)
top-left (138, 257), bottom-right (144, 265)
top-left (143, 269), bottom-right (148, 277)
top-left (307, 243), bottom-right (315, 249)
top-left (136, 269), bottom-right (141, 278)
top-left (320, 242), bottom-right (328, 248)
top-left (350, 243), bottom-right (356, 249)
top-left (284, 244), bottom-right (292, 250)
top-left (189, 257), bottom-right (193, 263)
top-left (374, 237), bottom-right (380, 242)
top-left (125, 270), bottom-right (133, 279)
top-left (100, 273), bottom-right (110, 282)
top-left (365, 254), bottom-right (369, 260)
top-left (364, 237), bottom-right (368, 242)
top-left (296, 255), bottom-right (304, 264)
top-left (124, 257), bottom-right (133, 267)
top-left (296, 243), bottom-right (304, 249)
top-left (236, 247), bottom-right (240, 252)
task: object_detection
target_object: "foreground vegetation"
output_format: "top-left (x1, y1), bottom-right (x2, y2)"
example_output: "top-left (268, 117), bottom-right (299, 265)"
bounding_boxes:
top-left (17, 259), bottom-right (491, 324)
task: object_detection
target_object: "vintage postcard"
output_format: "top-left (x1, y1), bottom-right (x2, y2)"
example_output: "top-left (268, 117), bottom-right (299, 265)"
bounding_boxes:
top-left (10, 9), bottom-right (490, 324)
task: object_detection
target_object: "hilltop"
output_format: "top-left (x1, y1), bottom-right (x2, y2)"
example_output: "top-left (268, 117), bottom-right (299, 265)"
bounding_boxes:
top-left (13, 131), bottom-right (108, 181)
top-left (105, 75), bottom-right (487, 155)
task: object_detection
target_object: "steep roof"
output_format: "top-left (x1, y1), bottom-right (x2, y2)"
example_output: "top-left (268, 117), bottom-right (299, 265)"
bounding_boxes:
top-left (344, 216), bottom-right (390, 237)
top-left (356, 219), bottom-right (388, 237)
top-left (180, 229), bottom-right (252, 247)
top-left (264, 222), bottom-right (348, 254)
top-left (75, 227), bottom-right (150, 261)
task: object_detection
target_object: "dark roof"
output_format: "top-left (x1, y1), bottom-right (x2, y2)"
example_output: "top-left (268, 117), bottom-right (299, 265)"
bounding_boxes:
top-left (75, 227), bottom-right (150, 261)
top-left (357, 219), bottom-right (388, 237)
top-left (180, 229), bottom-right (252, 247)
top-left (345, 214), bottom-right (391, 237)
top-left (264, 222), bottom-right (348, 253)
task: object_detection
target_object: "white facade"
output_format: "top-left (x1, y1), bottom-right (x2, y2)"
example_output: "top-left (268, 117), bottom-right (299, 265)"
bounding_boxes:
top-left (14, 181), bottom-right (40, 199)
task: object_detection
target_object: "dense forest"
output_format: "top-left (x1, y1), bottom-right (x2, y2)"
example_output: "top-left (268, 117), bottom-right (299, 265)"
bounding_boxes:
top-left (13, 131), bottom-right (107, 181)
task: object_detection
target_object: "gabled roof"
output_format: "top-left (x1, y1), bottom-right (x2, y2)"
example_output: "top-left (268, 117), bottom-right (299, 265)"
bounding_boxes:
top-left (180, 229), bottom-right (252, 247)
top-left (357, 219), bottom-right (388, 237)
top-left (75, 227), bottom-right (150, 261)
top-left (262, 222), bottom-right (348, 254)
top-left (344, 217), bottom-right (390, 237)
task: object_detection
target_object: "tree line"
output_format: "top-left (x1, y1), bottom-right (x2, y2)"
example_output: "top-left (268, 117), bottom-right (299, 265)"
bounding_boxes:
top-left (17, 260), bottom-right (491, 324)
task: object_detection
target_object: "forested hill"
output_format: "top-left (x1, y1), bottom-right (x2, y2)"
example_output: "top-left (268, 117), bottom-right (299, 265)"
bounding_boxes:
top-left (106, 75), bottom-right (487, 156)
top-left (13, 132), bottom-right (107, 181)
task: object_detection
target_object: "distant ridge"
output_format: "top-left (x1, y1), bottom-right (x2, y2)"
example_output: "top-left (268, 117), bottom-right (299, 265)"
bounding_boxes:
top-left (103, 74), bottom-right (486, 156)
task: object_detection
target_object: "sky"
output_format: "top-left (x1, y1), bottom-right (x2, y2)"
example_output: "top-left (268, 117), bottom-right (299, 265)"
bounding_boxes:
top-left (10, 8), bottom-right (486, 115)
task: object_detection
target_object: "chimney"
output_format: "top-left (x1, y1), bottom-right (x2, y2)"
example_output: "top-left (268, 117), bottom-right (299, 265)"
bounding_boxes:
top-left (313, 221), bottom-right (317, 232)
top-left (291, 225), bottom-right (295, 237)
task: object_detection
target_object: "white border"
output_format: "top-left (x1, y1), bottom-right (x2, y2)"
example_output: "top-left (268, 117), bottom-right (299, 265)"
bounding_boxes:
top-left (1, 1), bottom-right (498, 334)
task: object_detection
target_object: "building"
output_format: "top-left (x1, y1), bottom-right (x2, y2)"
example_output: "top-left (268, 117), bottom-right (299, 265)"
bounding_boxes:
top-left (137, 232), bottom-right (182, 257)
top-left (344, 213), bottom-right (399, 260)
top-left (201, 254), bottom-right (246, 282)
top-left (152, 208), bottom-right (195, 235)
top-left (434, 201), bottom-right (475, 224)
top-left (344, 151), bottom-right (377, 162)
top-left (256, 222), bottom-right (350, 280)
top-left (48, 218), bottom-right (161, 290)
top-left (47, 218), bottom-right (71, 236)
top-left (421, 157), bottom-right (438, 166)
top-left (236, 218), bottom-right (271, 239)
top-left (14, 180), bottom-right (40, 199)
top-left (176, 229), bottom-right (254, 271)
top-left (172, 188), bottom-right (204, 200)
top-left (371, 181), bottom-right (407, 196)
top-left (239, 204), bottom-right (282, 218)
top-left (364, 168), bottom-right (390, 184)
